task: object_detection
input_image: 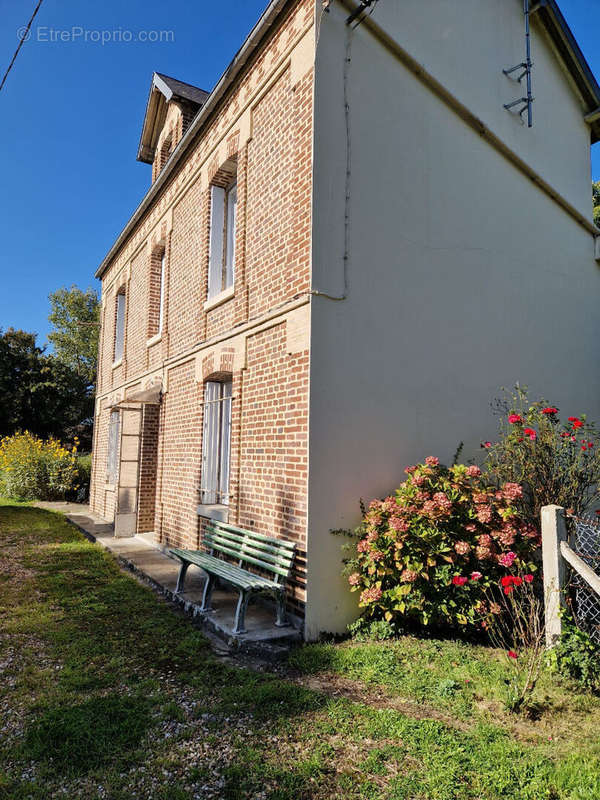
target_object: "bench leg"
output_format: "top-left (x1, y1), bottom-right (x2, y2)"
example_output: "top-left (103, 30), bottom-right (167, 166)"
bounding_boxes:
top-left (275, 591), bottom-right (289, 628)
top-left (175, 562), bottom-right (190, 594)
top-left (200, 573), bottom-right (215, 612)
top-left (233, 589), bottom-right (250, 635)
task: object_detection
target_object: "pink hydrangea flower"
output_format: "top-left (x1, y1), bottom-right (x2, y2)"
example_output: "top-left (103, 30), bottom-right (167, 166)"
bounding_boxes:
top-left (360, 586), bottom-right (383, 604)
top-left (433, 492), bottom-right (453, 514)
top-left (425, 456), bottom-right (440, 466)
top-left (389, 515), bottom-right (409, 533)
top-left (470, 571), bottom-right (483, 581)
top-left (466, 465), bottom-right (481, 478)
top-left (454, 540), bottom-right (471, 555)
top-left (400, 569), bottom-right (418, 583)
top-left (498, 551), bottom-right (517, 567)
top-left (502, 482), bottom-right (523, 502)
top-left (357, 539), bottom-right (370, 553)
top-left (348, 573), bottom-right (360, 586)
top-left (476, 506), bottom-right (493, 524)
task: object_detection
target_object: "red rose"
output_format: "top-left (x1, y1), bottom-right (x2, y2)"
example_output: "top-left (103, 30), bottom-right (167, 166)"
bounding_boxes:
top-left (500, 576), bottom-right (513, 587)
top-left (568, 417), bottom-right (579, 422)
top-left (451, 576), bottom-right (468, 586)
top-left (524, 574), bottom-right (534, 583)
top-left (542, 407), bottom-right (558, 415)
top-left (573, 420), bottom-right (584, 429)
top-left (512, 576), bottom-right (523, 587)
top-left (507, 650), bottom-right (518, 659)
top-left (508, 414), bottom-right (522, 424)
top-left (523, 427), bottom-right (537, 441)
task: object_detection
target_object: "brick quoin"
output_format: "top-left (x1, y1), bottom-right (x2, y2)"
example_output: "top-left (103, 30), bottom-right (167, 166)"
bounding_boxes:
top-left (91, 0), bottom-right (314, 617)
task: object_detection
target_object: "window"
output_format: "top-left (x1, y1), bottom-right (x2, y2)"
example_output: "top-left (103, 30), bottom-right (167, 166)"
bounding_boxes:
top-left (200, 379), bottom-right (232, 505)
top-left (148, 250), bottom-right (166, 339)
top-left (106, 410), bottom-right (121, 484)
top-left (208, 178), bottom-right (237, 299)
top-left (114, 291), bottom-right (126, 362)
top-left (158, 253), bottom-right (166, 335)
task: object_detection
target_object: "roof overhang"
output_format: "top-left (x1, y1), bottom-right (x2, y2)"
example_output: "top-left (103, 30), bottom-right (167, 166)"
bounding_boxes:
top-left (533, 0), bottom-right (600, 143)
top-left (137, 73), bottom-right (210, 164)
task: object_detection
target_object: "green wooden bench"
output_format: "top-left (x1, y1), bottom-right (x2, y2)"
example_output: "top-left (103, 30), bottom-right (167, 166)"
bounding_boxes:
top-left (169, 520), bottom-right (296, 635)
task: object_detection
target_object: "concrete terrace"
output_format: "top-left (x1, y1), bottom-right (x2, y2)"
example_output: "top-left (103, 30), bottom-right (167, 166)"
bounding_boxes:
top-left (35, 502), bottom-right (301, 656)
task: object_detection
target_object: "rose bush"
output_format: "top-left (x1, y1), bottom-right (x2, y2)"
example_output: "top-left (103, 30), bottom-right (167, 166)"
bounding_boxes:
top-left (344, 458), bottom-right (539, 629)
top-left (483, 387), bottom-right (600, 525)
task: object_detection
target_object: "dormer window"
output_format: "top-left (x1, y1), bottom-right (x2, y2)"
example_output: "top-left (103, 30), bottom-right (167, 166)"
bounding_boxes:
top-left (137, 72), bottom-right (209, 185)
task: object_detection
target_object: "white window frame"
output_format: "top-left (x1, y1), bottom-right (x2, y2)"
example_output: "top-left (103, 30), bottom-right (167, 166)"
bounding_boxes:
top-left (114, 292), bottom-right (126, 363)
top-left (158, 253), bottom-right (166, 335)
top-left (207, 179), bottom-right (237, 300)
top-left (200, 379), bottom-right (232, 506)
top-left (106, 410), bottom-right (121, 484)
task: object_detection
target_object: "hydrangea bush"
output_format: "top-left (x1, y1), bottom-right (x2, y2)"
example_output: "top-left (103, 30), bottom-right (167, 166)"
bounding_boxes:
top-left (344, 458), bottom-right (539, 630)
top-left (0, 432), bottom-right (80, 501)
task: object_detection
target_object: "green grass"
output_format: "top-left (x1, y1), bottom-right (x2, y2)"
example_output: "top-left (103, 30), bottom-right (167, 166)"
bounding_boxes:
top-left (1, 503), bottom-right (600, 798)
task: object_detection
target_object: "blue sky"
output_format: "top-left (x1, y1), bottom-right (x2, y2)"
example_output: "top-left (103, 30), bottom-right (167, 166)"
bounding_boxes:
top-left (0, 0), bottom-right (598, 345)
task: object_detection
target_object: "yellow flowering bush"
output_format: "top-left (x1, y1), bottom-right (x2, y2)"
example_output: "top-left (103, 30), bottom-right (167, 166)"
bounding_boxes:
top-left (0, 432), bottom-right (80, 500)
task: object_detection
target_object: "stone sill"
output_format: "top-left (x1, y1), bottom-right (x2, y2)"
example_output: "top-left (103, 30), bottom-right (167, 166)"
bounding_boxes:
top-left (203, 285), bottom-right (235, 312)
top-left (146, 332), bottom-right (163, 348)
top-left (112, 358), bottom-right (123, 370)
top-left (197, 504), bottom-right (229, 522)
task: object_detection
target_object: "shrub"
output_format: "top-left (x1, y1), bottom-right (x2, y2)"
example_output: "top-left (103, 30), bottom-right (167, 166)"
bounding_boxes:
top-left (343, 458), bottom-right (540, 630)
top-left (483, 387), bottom-right (600, 526)
top-left (0, 432), bottom-right (79, 501)
top-left (547, 616), bottom-right (600, 693)
top-left (482, 573), bottom-right (546, 714)
top-left (74, 453), bottom-right (92, 502)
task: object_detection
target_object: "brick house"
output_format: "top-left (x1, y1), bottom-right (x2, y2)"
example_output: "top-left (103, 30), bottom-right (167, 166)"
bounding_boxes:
top-left (91, 0), bottom-right (600, 639)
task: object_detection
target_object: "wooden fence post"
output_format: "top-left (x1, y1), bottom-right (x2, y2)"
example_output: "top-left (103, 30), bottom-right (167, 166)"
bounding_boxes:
top-left (541, 504), bottom-right (567, 648)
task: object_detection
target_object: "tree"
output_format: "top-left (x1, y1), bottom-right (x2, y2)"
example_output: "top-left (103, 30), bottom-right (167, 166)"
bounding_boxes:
top-left (593, 181), bottom-right (600, 229)
top-left (48, 286), bottom-right (100, 388)
top-left (0, 328), bottom-right (94, 449)
top-left (0, 329), bottom-right (46, 435)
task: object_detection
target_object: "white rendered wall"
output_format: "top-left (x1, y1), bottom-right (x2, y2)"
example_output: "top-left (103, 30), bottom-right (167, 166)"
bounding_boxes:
top-left (305, 0), bottom-right (600, 638)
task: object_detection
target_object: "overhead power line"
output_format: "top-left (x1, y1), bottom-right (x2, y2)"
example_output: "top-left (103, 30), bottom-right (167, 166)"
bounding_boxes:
top-left (0, 0), bottom-right (44, 93)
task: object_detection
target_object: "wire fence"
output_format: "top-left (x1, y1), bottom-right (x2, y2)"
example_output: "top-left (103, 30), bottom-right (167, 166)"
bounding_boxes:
top-left (567, 514), bottom-right (600, 644)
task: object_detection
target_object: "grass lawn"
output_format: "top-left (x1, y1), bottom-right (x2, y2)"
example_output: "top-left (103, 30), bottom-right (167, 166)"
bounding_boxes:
top-left (1, 501), bottom-right (600, 799)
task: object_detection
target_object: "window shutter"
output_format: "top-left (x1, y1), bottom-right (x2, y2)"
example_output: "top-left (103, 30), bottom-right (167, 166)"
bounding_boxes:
top-left (225, 183), bottom-right (237, 289)
top-left (201, 382), bottom-right (219, 504)
top-left (208, 185), bottom-right (225, 299)
top-left (219, 382), bottom-right (232, 504)
top-left (114, 293), bottom-right (126, 361)
top-left (158, 254), bottom-right (166, 334)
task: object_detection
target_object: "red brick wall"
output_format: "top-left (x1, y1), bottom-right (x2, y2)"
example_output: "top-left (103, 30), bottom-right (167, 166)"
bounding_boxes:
top-left (91, 0), bottom-right (314, 615)
top-left (137, 404), bottom-right (160, 533)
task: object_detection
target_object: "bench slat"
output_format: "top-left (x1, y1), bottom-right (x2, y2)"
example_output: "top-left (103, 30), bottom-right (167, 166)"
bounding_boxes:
top-left (205, 526), bottom-right (295, 561)
top-left (208, 520), bottom-right (296, 551)
top-left (204, 531), bottom-right (294, 570)
top-left (170, 549), bottom-right (281, 590)
top-left (202, 540), bottom-right (291, 578)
